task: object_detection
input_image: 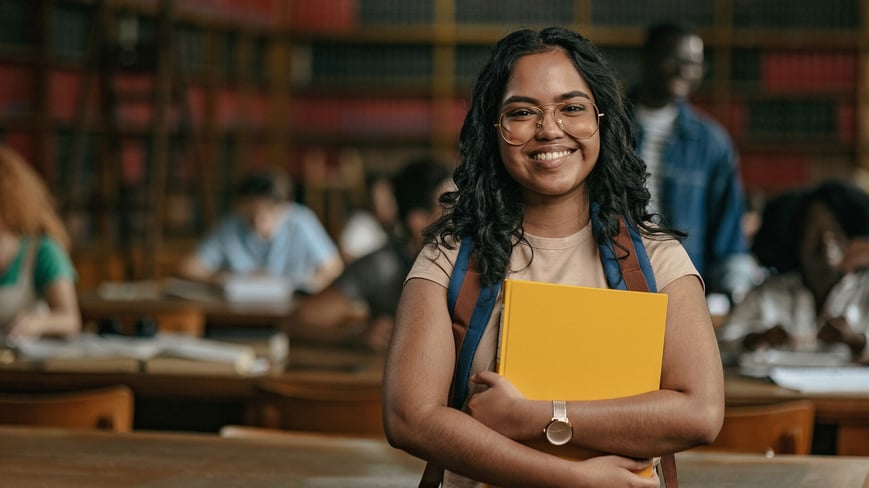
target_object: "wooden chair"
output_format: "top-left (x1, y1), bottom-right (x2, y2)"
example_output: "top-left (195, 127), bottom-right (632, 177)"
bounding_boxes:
top-left (247, 379), bottom-right (383, 437)
top-left (0, 385), bottom-right (134, 432)
top-left (698, 400), bottom-right (816, 455)
top-left (151, 307), bottom-right (206, 336)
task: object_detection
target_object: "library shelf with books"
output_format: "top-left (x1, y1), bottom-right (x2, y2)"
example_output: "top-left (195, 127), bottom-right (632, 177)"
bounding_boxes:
top-left (0, 0), bottom-right (289, 285)
top-left (3, 0), bottom-right (869, 285)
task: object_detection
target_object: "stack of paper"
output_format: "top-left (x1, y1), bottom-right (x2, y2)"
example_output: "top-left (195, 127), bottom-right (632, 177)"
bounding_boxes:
top-left (14, 333), bottom-right (261, 375)
top-left (769, 367), bottom-right (869, 393)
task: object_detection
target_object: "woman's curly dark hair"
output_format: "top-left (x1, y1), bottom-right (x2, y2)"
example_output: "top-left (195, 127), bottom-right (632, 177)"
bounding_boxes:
top-left (424, 27), bottom-right (682, 286)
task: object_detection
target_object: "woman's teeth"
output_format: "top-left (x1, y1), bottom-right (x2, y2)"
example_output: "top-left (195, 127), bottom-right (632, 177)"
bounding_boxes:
top-left (533, 150), bottom-right (573, 161)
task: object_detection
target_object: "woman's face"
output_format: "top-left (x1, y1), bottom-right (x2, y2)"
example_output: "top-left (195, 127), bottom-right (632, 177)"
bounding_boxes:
top-left (497, 49), bottom-right (601, 204)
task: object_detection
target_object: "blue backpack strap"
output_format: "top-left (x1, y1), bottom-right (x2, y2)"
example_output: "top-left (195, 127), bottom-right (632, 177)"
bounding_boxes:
top-left (590, 202), bottom-right (657, 292)
top-left (447, 239), bottom-right (502, 409)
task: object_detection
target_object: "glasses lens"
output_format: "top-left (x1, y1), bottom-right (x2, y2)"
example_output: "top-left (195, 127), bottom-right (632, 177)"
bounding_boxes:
top-left (499, 102), bottom-right (600, 145)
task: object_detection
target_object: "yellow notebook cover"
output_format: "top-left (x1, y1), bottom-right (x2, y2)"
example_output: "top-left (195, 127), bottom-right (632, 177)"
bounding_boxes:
top-left (497, 278), bottom-right (668, 477)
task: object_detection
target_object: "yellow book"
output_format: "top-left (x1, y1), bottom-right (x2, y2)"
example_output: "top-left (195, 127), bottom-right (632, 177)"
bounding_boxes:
top-left (497, 278), bottom-right (668, 477)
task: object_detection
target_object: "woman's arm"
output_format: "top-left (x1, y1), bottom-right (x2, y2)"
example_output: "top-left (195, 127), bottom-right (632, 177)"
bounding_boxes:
top-left (8, 278), bottom-right (81, 339)
top-left (383, 278), bottom-right (658, 487)
top-left (468, 275), bottom-right (724, 458)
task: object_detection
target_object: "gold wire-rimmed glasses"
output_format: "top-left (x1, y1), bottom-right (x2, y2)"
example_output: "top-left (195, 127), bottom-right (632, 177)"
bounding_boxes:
top-left (494, 101), bottom-right (604, 146)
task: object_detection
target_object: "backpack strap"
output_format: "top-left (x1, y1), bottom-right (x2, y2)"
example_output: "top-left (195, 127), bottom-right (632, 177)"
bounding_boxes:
top-left (447, 239), bottom-right (503, 410)
top-left (591, 202), bottom-right (657, 292)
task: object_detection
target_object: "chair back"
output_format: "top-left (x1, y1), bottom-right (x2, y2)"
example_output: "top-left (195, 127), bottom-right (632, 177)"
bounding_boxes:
top-left (702, 400), bottom-right (815, 455)
top-left (0, 385), bottom-right (134, 432)
top-left (249, 379), bottom-right (383, 437)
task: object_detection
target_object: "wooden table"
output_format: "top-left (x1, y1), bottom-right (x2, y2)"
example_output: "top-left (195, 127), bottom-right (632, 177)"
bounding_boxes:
top-left (725, 372), bottom-right (869, 456)
top-left (0, 342), bottom-right (385, 432)
top-left (2, 427), bottom-right (868, 488)
top-left (78, 290), bottom-right (295, 330)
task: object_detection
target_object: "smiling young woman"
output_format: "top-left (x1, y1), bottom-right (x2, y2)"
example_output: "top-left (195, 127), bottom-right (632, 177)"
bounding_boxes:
top-left (383, 27), bottom-right (724, 488)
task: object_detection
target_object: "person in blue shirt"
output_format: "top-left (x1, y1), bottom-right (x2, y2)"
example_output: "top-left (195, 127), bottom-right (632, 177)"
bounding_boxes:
top-left (0, 145), bottom-right (80, 340)
top-left (631, 22), bottom-right (759, 302)
top-left (177, 169), bottom-right (343, 294)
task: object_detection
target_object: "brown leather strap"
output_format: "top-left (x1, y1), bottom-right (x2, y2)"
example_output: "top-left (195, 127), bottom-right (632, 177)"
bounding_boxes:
top-left (617, 218), bottom-right (679, 487)
top-left (451, 258), bottom-right (482, 355)
top-left (420, 253), bottom-right (484, 488)
top-left (418, 460), bottom-right (444, 488)
top-left (660, 453), bottom-right (679, 488)
top-left (614, 216), bottom-right (649, 292)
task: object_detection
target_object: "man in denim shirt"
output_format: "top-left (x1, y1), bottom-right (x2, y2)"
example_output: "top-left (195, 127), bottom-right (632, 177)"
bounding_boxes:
top-left (632, 22), bottom-right (758, 302)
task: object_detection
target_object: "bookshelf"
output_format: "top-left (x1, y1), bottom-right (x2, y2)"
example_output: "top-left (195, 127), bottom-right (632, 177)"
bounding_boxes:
top-left (1, 0), bottom-right (868, 286)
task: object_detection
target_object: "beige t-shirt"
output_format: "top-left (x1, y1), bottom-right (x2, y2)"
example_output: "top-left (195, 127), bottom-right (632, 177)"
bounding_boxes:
top-left (405, 222), bottom-right (700, 487)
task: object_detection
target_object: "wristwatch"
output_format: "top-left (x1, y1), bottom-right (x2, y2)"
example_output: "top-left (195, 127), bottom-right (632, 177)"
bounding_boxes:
top-left (544, 399), bottom-right (573, 446)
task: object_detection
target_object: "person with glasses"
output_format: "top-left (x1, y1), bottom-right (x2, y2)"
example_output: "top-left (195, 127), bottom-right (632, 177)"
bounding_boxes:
top-left (383, 27), bottom-right (724, 487)
top-left (631, 22), bottom-right (759, 305)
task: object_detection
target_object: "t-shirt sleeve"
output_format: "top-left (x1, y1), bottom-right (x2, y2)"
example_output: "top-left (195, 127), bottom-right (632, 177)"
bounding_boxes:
top-left (643, 235), bottom-right (704, 292)
top-left (33, 237), bottom-right (76, 293)
top-left (405, 241), bottom-right (458, 289)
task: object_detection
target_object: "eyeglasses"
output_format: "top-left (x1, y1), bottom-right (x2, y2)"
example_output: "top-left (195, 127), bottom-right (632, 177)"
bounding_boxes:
top-left (495, 100), bottom-right (604, 146)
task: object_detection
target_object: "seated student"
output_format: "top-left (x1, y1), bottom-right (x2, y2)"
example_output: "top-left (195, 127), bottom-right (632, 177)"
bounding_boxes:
top-left (717, 180), bottom-right (869, 362)
top-left (0, 145), bottom-right (80, 340)
top-left (289, 157), bottom-right (452, 352)
top-left (177, 168), bottom-right (343, 294)
top-left (338, 171), bottom-right (398, 263)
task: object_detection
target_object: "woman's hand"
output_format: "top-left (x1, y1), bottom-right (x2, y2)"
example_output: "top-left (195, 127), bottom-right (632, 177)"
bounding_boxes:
top-left (818, 316), bottom-right (867, 357)
top-left (468, 370), bottom-right (528, 440)
top-left (572, 455), bottom-right (659, 488)
top-left (743, 324), bottom-right (790, 351)
top-left (7, 311), bottom-right (45, 340)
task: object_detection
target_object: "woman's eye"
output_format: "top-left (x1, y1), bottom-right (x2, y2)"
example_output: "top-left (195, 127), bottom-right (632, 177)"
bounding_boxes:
top-left (507, 108), bottom-right (536, 118)
top-left (561, 103), bottom-right (587, 115)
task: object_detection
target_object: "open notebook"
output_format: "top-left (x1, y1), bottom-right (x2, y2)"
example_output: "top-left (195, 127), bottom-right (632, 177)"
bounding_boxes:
top-left (497, 279), bottom-right (669, 476)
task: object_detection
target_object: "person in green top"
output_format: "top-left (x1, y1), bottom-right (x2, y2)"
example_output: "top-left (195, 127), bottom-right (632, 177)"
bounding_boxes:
top-left (0, 144), bottom-right (80, 341)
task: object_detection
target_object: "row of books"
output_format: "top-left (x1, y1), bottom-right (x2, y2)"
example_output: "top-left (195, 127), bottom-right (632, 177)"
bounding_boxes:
top-left (742, 101), bottom-right (853, 141)
top-left (740, 152), bottom-right (853, 192)
top-left (288, 97), bottom-right (467, 138)
top-left (732, 0), bottom-right (859, 29)
top-left (293, 43), bottom-right (433, 87)
top-left (732, 50), bottom-right (857, 91)
top-left (590, 0), bottom-right (715, 27)
top-left (287, 0), bottom-right (857, 30)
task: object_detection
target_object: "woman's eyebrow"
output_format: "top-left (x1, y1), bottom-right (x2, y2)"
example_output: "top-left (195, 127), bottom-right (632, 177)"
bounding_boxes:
top-left (501, 91), bottom-right (593, 106)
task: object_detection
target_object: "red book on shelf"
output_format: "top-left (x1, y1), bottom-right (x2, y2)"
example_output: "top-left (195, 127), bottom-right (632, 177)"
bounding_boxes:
top-left (290, 0), bottom-right (355, 32)
top-left (49, 69), bottom-right (81, 122)
top-left (838, 103), bottom-right (855, 144)
top-left (742, 152), bottom-right (809, 191)
top-left (763, 51), bottom-right (856, 92)
top-left (120, 140), bottom-right (145, 185)
top-left (0, 65), bottom-right (34, 116)
top-left (216, 88), bottom-right (240, 129)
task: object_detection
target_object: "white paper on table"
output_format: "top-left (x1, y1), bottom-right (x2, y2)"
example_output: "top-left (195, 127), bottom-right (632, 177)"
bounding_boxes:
top-left (769, 366), bottom-right (869, 393)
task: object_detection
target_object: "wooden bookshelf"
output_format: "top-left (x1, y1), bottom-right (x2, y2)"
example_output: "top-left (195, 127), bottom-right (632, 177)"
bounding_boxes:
top-left (1, 0), bottom-right (868, 284)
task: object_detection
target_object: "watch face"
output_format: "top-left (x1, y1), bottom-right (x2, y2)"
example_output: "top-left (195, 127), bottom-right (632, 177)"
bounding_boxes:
top-left (545, 420), bottom-right (573, 446)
